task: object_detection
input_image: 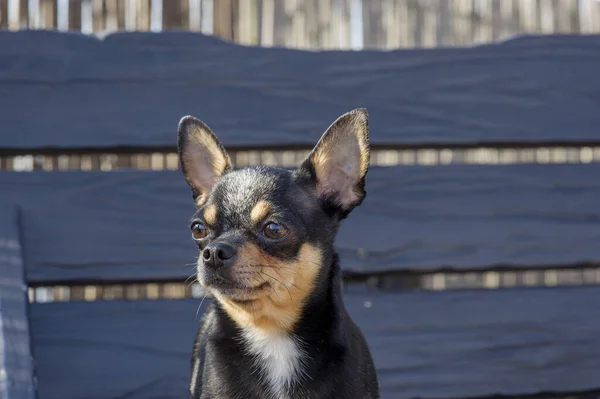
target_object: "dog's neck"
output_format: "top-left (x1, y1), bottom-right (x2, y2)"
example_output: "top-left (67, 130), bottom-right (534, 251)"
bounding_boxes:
top-left (211, 252), bottom-right (347, 398)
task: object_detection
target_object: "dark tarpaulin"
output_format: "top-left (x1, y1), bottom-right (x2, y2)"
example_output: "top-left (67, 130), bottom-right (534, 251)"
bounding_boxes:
top-left (0, 203), bottom-right (35, 399)
top-left (0, 163), bottom-right (599, 283)
top-left (1, 31), bottom-right (600, 150)
top-left (29, 286), bottom-right (600, 399)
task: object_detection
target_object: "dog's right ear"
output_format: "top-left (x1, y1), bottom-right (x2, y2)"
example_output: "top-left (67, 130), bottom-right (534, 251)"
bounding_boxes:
top-left (178, 115), bottom-right (233, 207)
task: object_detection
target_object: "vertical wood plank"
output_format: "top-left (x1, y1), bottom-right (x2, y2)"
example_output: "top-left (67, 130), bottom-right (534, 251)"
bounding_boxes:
top-left (237, 0), bottom-right (246, 43)
top-left (261, 0), bottom-right (274, 45)
top-left (421, 0), bottom-right (437, 47)
top-left (137, 0), bottom-right (151, 31)
top-left (115, 0), bottom-right (125, 28)
top-left (340, 0), bottom-right (351, 48)
top-left (362, 0), bottom-right (381, 48)
top-left (305, 0), bottom-right (319, 48)
top-left (80, 0), bottom-right (92, 33)
top-left (163, 0), bottom-right (180, 29)
top-left (125, 0), bottom-right (136, 30)
top-left (7, 0), bottom-right (19, 29)
top-left (18, 0), bottom-right (26, 28)
top-left (538, 0), bottom-right (555, 33)
top-left (594, 0), bottom-right (600, 32)
top-left (0, 0), bottom-right (6, 27)
top-left (238, 0), bottom-right (259, 45)
top-left (200, 0), bottom-right (213, 33)
top-left (56, 0), bottom-right (69, 30)
top-left (348, 0), bottom-right (363, 49)
top-left (68, 0), bottom-right (80, 30)
top-left (490, 0), bottom-right (502, 39)
top-left (381, 0), bottom-right (394, 48)
top-left (473, 0), bottom-right (493, 44)
top-left (213, 0), bottom-right (235, 40)
top-left (27, 0), bottom-right (40, 28)
top-left (452, 0), bottom-right (472, 45)
top-left (292, 0), bottom-right (307, 48)
top-left (40, 0), bottom-right (53, 28)
top-left (437, 0), bottom-right (452, 45)
top-left (179, 0), bottom-right (189, 29)
top-left (395, 0), bottom-right (411, 47)
top-left (517, 0), bottom-right (538, 33)
top-left (281, 0), bottom-right (295, 47)
top-left (407, 0), bottom-right (420, 47)
top-left (554, 0), bottom-right (568, 32)
top-left (105, 0), bottom-right (118, 31)
top-left (579, 0), bottom-right (599, 33)
top-left (149, 0), bottom-right (162, 31)
top-left (91, 0), bottom-right (103, 32)
top-left (189, 0), bottom-right (201, 30)
top-left (314, 0), bottom-right (329, 47)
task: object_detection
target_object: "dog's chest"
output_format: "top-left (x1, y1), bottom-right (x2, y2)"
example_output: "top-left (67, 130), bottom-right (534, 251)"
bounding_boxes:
top-left (242, 329), bottom-right (304, 399)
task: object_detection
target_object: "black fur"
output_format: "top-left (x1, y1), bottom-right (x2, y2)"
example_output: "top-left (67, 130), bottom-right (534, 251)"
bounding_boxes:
top-left (179, 109), bottom-right (379, 399)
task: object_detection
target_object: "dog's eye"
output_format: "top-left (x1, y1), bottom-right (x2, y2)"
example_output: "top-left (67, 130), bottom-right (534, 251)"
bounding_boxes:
top-left (263, 222), bottom-right (289, 240)
top-left (191, 222), bottom-right (208, 240)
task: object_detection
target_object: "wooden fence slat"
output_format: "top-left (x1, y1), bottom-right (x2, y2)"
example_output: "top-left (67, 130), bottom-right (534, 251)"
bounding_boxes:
top-left (105, 0), bottom-right (118, 31)
top-left (0, 0), bottom-right (5, 27)
top-left (67, 0), bottom-right (79, 29)
top-left (260, 0), bottom-right (274, 45)
top-left (28, 286), bottom-right (600, 399)
top-left (0, 204), bottom-right (35, 399)
top-left (149, 0), bottom-right (162, 32)
top-left (1, 163), bottom-right (599, 283)
top-left (188, 0), bottom-right (201, 30)
top-left (80, 0), bottom-right (92, 33)
top-left (56, 0), bottom-right (68, 30)
top-left (212, 0), bottom-right (234, 40)
top-left (9, 0), bottom-right (600, 47)
top-left (1, 31), bottom-right (600, 150)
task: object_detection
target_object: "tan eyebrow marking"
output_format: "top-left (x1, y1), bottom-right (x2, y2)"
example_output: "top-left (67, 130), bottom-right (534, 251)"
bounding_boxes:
top-left (250, 200), bottom-right (271, 224)
top-left (203, 204), bottom-right (217, 225)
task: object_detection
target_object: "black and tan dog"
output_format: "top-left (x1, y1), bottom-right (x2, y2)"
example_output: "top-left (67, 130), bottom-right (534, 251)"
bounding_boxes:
top-left (178, 108), bottom-right (379, 399)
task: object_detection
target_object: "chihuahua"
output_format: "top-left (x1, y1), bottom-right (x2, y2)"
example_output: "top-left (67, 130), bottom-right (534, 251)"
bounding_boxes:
top-left (178, 108), bottom-right (379, 399)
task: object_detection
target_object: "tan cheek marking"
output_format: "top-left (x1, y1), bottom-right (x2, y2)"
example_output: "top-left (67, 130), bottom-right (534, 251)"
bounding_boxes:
top-left (213, 243), bottom-right (322, 333)
top-left (250, 200), bottom-right (271, 224)
top-left (203, 204), bottom-right (217, 225)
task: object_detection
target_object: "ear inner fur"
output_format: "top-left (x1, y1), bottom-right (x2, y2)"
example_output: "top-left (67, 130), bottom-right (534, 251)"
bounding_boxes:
top-left (177, 115), bottom-right (233, 207)
top-left (212, 243), bottom-right (322, 333)
top-left (304, 108), bottom-right (370, 209)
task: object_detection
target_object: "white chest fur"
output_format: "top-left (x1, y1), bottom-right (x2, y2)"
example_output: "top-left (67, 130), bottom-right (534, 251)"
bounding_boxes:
top-left (242, 328), bottom-right (304, 399)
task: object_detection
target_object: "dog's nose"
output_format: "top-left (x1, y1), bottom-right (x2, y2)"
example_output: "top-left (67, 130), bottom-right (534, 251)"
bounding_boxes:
top-left (202, 243), bottom-right (236, 268)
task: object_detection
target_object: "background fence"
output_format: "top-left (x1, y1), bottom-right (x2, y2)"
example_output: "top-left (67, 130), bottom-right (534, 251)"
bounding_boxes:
top-left (2, 1), bottom-right (600, 295)
top-left (1, 0), bottom-right (600, 49)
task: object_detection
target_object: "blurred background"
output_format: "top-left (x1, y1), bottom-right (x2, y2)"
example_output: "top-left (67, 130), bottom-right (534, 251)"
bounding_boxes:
top-left (2, 0), bottom-right (600, 50)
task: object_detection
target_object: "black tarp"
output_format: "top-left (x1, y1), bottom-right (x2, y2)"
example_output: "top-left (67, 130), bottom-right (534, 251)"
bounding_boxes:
top-left (0, 203), bottom-right (35, 399)
top-left (1, 31), bottom-right (600, 150)
top-left (0, 163), bottom-right (599, 283)
top-left (29, 286), bottom-right (600, 399)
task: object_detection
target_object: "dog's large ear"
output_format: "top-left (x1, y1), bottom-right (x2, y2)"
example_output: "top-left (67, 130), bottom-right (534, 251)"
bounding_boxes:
top-left (178, 115), bottom-right (233, 207)
top-left (297, 108), bottom-right (370, 218)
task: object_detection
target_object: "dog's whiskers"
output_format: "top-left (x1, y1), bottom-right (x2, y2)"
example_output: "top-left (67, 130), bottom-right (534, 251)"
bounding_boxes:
top-left (195, 292), bottom-right (207, 321)
top-left (258, 273), bottom-right (283, 302)
top-left (260, 271), bottom-right (295, 302)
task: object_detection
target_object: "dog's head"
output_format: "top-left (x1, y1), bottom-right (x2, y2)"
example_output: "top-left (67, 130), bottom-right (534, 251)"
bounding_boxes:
top-left (178, 109), bottom-right (369, 331)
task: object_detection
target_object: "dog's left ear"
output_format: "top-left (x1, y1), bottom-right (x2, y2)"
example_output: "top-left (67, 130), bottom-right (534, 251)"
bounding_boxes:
top-left (178, 115), bottom-right (233, 207)
top-left (298, 108), bottom-right (370, 217)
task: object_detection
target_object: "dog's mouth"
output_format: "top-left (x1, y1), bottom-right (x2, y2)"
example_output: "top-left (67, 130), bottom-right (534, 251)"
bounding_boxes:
top-left (203, 275), bottom-right (270, 301)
